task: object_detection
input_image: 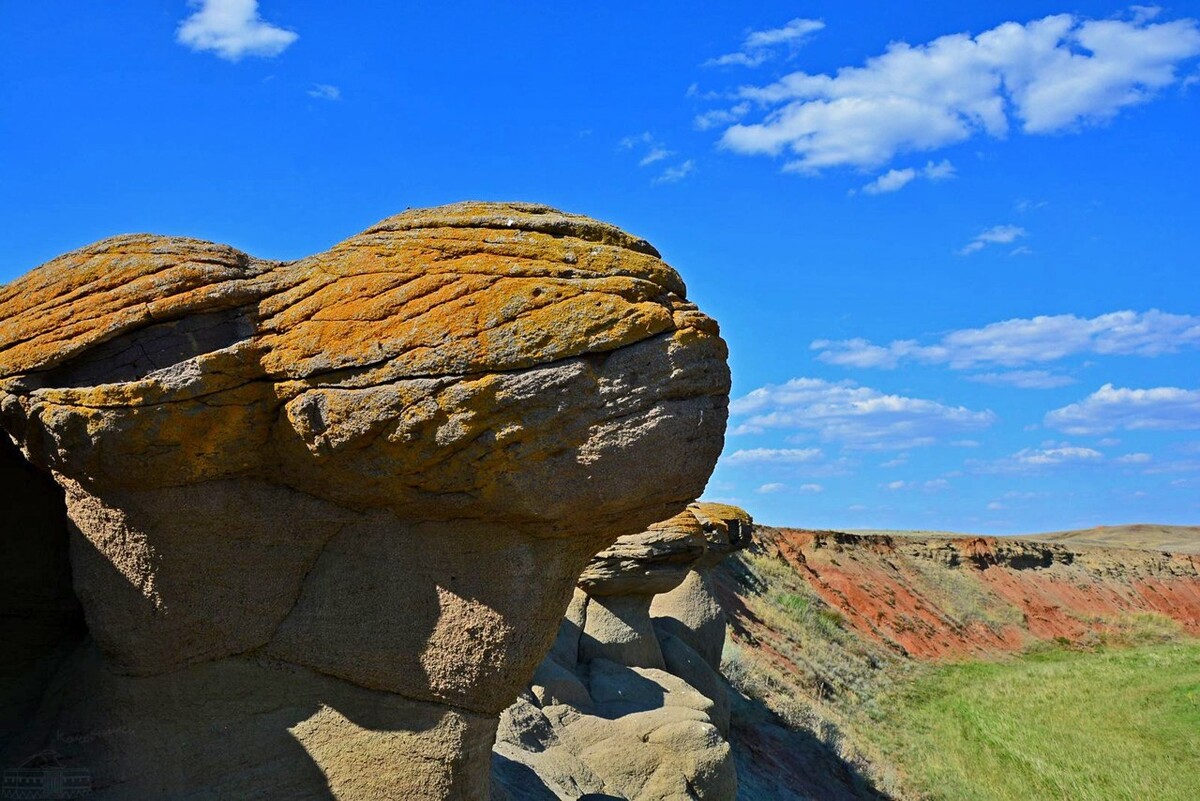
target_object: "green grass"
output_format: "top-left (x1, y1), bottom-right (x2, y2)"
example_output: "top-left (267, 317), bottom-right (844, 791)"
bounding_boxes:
top-left (869, 641), bottom-right (1200, 801)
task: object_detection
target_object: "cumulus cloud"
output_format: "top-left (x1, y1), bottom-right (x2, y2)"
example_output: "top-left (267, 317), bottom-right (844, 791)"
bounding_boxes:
top-left (705, 18), bottom-right (825, 68)
top-left (730, 377), bottom-right (995, 449)
top-left (812, 310), bottom-right (1200, 370)
top-left (860, 159), bottom-right (956, 195)
top-left (708, 12), bottom-right (1200, 172)
top-left (756, 482), bottom-right (787, 493)
top-left (976, 444), bottom-right (1104, 473)
top-left (1044, 384), bottom-right (1200, 434)
top-left (177, 0), bottom-right (298, 61)
top-left (960, 224), bottom-right (1027, 255)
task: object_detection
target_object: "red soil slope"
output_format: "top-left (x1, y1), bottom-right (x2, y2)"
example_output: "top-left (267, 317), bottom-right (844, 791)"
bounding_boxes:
top-left (754, 527), bottom-right (1200, 660)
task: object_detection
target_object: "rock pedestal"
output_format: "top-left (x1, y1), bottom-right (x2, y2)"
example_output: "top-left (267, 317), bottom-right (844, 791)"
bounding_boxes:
top-left (0, 203), bottom-right (730, 800)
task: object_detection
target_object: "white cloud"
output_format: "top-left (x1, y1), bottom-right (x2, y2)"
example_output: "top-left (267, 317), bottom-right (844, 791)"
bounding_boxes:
top-left (1115, 452), bottom-right (1153, 464)
top-left (987, 501), bottom-right (1006, 510)
top-left (709, 12), bottom-right (1200, 172)
top-left (620, 132), bottom-right (655, 149)
top-left (639, 147), bottom-right (674, 166)
top-left (967, 370), bottom-right (1076, 389)
top-left (622, 135), bottom-right (694, 184)
top-left (725, 447), bottom-right (823, 464)
top-left (799, 483), bottom-right (825, 493)
top-left (883, 478), bottom-right (950, 491)
top-left (755, 482), bottom-right (787, 493)
top-left (977, 444), bottom-right (1104, 473)
top-left (705, 18), bottom-right (825, 68)
top-left (694, 103), bottom-right (750, 131)
top-left (861, 159), bottom-right (956, 195)
top-left (862, 168), bottom-right (916, 194)
top-left (1045, 384), bottom-right (1200, 434)
top-left (960, 224), bottom-right (1027, 255)
top-left (653, 159), bottom-right (695, 185)
top-left (813, 310), bottom-right (1200, 369)
top-left (730, 377), bottom-right (995, 449)
top-left (307, 84), bottom-right (340, 101)
top-left (177, 0), bottom-right (298, 61)
top-left (1014, 445), bottom-right (1104, 465)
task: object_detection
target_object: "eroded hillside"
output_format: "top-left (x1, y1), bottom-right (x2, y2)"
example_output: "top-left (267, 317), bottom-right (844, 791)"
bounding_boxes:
top-left (713, 526), bottom-right (1200, 800)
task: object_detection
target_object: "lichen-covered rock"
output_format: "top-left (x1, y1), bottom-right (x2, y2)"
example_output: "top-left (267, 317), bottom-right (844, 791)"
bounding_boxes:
top-left (0, 202), bottom-right (730, 800)
top-left (493, 503), bottom-right (754, 800)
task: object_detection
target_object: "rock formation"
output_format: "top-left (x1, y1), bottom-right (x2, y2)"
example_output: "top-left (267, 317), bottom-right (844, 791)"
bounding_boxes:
top-left (492, 502), bottom-right (754, 800)
top-left (0, 202), bottom-right (730, 799)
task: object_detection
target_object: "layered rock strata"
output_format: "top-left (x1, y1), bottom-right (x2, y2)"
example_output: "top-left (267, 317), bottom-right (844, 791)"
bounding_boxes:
top-left (493, 503), bottom-right (754, 800)
top-left (0, 202), bottom-right (730, 800)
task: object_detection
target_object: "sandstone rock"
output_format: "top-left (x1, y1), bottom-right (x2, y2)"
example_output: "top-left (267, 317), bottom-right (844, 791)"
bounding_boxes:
top-left (493, 503), bottom-right (753, 800)
top-left (0, 202), bottom-right (730, 799)
top-left (651, 502), bottom-right (755, 670)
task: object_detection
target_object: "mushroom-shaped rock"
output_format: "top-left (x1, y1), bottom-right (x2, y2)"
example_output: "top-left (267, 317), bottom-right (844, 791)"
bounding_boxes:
top-left (0, 203), bottom-right (730, 800)
top-left (493, 503), bottom-right (755, 800)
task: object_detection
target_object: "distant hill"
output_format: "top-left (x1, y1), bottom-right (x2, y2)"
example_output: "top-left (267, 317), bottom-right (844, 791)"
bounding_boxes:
top-left (1028, 524), bottom-right (1200, 554)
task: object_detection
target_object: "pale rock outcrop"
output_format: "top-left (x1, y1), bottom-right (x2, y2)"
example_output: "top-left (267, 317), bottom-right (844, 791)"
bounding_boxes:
top-left (652, 503), bottom-right (755, 671)
top-left (493, 503), bottom-right (754, 800)
top-left (0, 202), bottom-right (730, 800)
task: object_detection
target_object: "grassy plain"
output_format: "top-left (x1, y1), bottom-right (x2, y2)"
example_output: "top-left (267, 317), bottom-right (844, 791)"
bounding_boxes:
top-left (869, 642), bottom-right (1200, 801)
top-left (721, 546), bottom-right (1200, 799)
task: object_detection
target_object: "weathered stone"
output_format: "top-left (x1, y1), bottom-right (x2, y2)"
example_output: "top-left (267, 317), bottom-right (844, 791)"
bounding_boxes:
top-left (652, 502), bottom-right (755, 670)
top-left (0, 202), bottom-right (731, 799)
top-left (494, 503), bottom-right (753, 799)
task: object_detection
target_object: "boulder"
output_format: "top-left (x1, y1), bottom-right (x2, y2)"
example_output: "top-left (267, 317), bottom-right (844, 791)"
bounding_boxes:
top-left (0, 202), bottom-right (730, 799)
top-left (651, 502), bottom-right (755, 670)
top-left (493, 503), bottom-right (754, 800)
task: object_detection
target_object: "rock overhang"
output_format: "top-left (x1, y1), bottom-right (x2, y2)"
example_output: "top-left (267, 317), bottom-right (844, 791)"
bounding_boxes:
top-left (0, 202), bottom-right (729, 528)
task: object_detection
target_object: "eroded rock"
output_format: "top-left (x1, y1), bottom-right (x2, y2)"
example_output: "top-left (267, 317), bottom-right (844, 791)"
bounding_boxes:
top-left (493, 503), bottom-right (754, 800)
top-left (0, 202), bottom-right (730, 799)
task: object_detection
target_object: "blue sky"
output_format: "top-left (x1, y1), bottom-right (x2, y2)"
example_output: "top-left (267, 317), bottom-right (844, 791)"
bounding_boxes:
top-left (2, 1), bottom-right (1199, 532)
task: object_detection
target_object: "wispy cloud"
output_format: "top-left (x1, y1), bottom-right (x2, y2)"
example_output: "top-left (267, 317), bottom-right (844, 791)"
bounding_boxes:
top-left (705, 12), bottom-right (1200, 172)
top-left (307, 83), bottom-right (341, 100)
top-left (694, 102), bottom-right (750, 131)
top-left (726, 447), bottom-right (823, 465)
top-left (860, 159), bottom-right (955, 194)
top-left (756, 482), bottom-right (787, 493)
top-left (812, 310), bottom-right (1200, 369)
top-left (705, 18), bottom-right (825, 68)
top-left (639, 147), bottom-right (674, 166)
top-left (622, 134), bottom-right (693, 184)
top-left (177, 0), bottom-right (298, 61)
top-left (975, 444), bottom-right (1105, 473)
top-left (730, 377), bottom-right (995, 450)
top-left (653, 159), bottom-right (695, 185)
top-left (967, 370), bottom-right (1076, 389)
top-left (1045, 384), bottom-right (1200, 434)
top-left (960, 224), bottom-right (1027, 255)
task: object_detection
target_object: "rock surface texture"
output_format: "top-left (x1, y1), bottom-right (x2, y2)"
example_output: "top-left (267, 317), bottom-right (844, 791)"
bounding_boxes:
top-left (492, 503), bottom-right (754, 800)
top-left (0, 202), bottom-right (730, 800)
